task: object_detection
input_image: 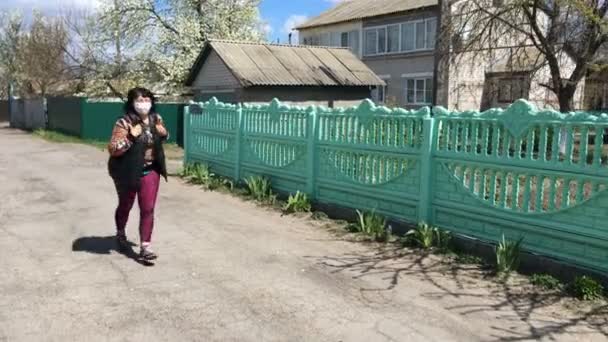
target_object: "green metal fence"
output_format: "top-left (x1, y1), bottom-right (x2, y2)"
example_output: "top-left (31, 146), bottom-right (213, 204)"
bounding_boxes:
top-left (47, 97), bottom-right (83, 136)
top-left (184, 97), bottom-right (608, 274)
top-left (46, 97), bottom-right (184, 145)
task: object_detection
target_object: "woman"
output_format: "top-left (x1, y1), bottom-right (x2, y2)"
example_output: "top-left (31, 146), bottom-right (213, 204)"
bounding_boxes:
top-left (107, 87), bottom-right (168, 261)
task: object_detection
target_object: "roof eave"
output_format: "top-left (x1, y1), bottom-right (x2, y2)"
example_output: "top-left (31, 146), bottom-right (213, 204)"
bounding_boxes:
top-left (242, 82), bottom-right (386, 88)
top-left (294, 5), bottom-right (439, 31)
top-left (295, 18), bottom-right (358, 31)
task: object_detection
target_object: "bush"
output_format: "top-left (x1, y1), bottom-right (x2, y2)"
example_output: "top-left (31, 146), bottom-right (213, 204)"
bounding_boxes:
top-left (570, 276), bottom-right (604, 301)
top-left (283, 191), bottom-right (312, 213)
top-left (530, 274), bottom-right (562, 290)
top-left (495, 235), bottom-right (523, 276)
top-left (354, 209), bottom-right (389, 242)
top-left (245, 176), bottom-right (275, 203)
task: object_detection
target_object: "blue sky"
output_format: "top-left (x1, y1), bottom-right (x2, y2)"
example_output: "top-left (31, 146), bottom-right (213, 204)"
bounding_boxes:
top-left (0, 0), bottom-right (339, 43)
top-left (259, 0), bottom-right (339, 43)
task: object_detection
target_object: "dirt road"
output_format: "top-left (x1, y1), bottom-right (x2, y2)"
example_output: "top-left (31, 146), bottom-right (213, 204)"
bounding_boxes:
top-left (0, 125), bottom-right (606, 342)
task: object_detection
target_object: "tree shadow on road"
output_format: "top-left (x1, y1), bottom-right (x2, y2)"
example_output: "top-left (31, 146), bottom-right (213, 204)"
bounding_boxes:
top-left (306, 246), bottom-right (608, 341)
top-left (72, 236), bottom-right (154, 266)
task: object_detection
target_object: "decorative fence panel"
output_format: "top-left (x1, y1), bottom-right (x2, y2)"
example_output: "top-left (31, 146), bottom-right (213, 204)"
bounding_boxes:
top-left (186, 99), bottom-right (239, 178)
top-left (185, 98), bottom-right (608, 274)
top-left (431, 102), bottom-right (608, 271)
top-left (315, 102), bottom-right (429, 222)
top-left (240, 99), bottom-right (312, 195)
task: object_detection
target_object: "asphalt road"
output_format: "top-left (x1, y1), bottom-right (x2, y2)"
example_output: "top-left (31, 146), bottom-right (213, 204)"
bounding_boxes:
top-left (0, 125), bottom-right (606, 342)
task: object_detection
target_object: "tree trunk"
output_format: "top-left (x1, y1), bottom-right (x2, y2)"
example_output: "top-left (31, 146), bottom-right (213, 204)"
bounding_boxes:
top-left (557, 84), bottom-right (577, 113)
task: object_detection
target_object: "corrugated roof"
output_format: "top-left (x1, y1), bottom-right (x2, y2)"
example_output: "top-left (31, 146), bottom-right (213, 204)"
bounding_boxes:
top-left (295, 0), bottom-right (438, 30)
top-left (185, 40), bottom-right (385, 88)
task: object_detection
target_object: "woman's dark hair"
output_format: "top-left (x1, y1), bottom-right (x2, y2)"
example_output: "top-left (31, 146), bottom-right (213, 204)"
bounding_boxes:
top-left (124, 87), bottom-right (156, 114)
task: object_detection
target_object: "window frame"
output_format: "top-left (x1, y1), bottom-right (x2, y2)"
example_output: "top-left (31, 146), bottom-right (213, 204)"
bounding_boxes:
top-left (496, 74), bottom-right (529, 103)
top-left (363, 17), bottom-right (438, 57)
top-left (340, 32), bottom-right (349, 48)
top-left (403, 76), bottom-right (433, 105)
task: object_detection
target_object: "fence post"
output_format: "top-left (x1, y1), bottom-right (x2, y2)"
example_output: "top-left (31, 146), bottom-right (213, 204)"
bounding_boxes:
top-left (418, 113), bottom-right (436, 224)
top-left (306, 107), bottom-right (318, 198)
top-left (183, 105), bottom-right (191, 166)
top-left (235, 103), bottom-right (243, 182)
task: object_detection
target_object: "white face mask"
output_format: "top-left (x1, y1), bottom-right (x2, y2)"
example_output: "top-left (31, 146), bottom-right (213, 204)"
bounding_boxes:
top-left (134, 102), bottom-right (152, 115)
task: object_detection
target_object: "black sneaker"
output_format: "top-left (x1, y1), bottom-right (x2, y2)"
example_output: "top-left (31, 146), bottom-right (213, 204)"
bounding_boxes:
top-left (139, 247), bottom-right (158, 261)
top-left (116, 234), bottom-right (130, 251)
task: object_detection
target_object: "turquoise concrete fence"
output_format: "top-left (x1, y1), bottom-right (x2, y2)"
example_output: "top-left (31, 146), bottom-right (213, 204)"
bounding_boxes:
top-left (184, 98), bottom-right (608, 273)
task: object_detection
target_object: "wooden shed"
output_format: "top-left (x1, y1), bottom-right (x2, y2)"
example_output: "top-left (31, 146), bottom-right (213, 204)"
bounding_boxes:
top-left (185, 40), bottom-right (385, 107)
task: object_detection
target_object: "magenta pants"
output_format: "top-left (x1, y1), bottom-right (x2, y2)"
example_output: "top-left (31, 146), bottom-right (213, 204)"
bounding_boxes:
top-left (114, 171), bottom-right (160, 244)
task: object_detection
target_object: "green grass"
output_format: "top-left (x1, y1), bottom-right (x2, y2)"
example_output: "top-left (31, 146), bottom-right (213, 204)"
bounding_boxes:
top-left (530, 274), bottom-right (562, 291)
top-left (34, 129), bottom-right (184, 161)
top-left (33, 129), bottom-right (106, 150)
top-left (454, 253), bottom-right (484, 265)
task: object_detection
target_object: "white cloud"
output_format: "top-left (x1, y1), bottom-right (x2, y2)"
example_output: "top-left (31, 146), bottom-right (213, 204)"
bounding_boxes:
top-left (260, 22), bottom-right (273, 38)
top-left (282, 14), bottom-right (308, 45)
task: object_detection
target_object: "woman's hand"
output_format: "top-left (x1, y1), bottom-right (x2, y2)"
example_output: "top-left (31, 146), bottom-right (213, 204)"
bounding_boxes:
top-left (156, 122), bottom-right (168, 137)
top-left (128, 123), bottom-right (143, 138)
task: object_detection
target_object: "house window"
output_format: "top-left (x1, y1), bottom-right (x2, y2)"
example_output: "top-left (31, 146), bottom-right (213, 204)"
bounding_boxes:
top-left (377, 27), bottom-right (387, 53)
top-left (401, 22), bottom-right (415, 51)
top-left (426, 18), bottom-right (437, 49)
top-left (320, 33), bottom-right (330, 46)
top-left (387, 25), bottom-right (400, 52)
top-left (498, 77), bottom-right (527, 103)
top-left (415, 21), bottom-right (426, 50)
top-left (365, 29), bottom-right (378, 55)
top-left (349, 30), bottom-right (360, 54)
top-left (341, 32), bottom-right (349, 47)
top-left (330, 32), bottom-right (341, 47)
top-left (372, 85), bottom-right (387, 104)
top-left (365, 18), bottom-right (437, 56)
top-left (405, 77), bottom-right (433, 104)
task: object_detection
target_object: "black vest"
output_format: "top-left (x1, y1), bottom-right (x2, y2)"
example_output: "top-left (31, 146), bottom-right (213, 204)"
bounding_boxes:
top-left (108, 112), bottom-right (168, 191)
